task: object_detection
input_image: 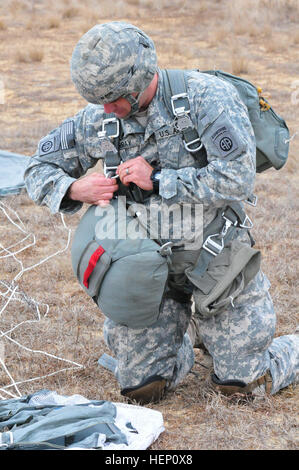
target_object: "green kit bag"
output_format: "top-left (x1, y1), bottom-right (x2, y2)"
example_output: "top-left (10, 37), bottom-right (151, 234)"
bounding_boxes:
top-left (191, 239), bottom-right (261, 318)
top-left (71, 198), bottom-right (169, 328)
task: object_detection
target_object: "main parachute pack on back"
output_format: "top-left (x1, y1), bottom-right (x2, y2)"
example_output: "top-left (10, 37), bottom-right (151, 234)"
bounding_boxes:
top-left (161, 69), bottom-right (290, 173)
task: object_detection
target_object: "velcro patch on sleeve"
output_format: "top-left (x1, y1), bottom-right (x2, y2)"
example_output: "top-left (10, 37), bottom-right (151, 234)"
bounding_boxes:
top-left (38, 131), bottom-right (61, 156)
top-left (203, 111), bottom-right (245, 160)
top-left (61, 120), bottom-right (75, 150)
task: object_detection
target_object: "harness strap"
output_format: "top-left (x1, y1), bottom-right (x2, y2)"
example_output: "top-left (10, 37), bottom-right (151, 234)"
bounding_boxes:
top-left (101, 113), bottom-right (149, 203)
top-left (100, 113), bottom-right (121, 178)
top-left (161, 69), bottom-right (208, 169)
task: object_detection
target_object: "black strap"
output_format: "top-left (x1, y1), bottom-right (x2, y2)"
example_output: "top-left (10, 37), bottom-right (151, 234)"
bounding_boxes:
top-left (102, 113), bottom-right (148, 203)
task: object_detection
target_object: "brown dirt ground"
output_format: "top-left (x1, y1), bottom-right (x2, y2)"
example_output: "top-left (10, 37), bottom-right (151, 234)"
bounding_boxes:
top-left (0, 0), bottom-right (298, 450)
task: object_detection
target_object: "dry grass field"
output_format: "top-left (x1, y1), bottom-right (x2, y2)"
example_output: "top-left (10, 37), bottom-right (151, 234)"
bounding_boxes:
top-left (0, 0), bottom-right (298, 450)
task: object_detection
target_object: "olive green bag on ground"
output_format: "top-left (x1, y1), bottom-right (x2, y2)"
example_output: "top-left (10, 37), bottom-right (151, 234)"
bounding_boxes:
top-left (71, 198), bottom-right (168, 328)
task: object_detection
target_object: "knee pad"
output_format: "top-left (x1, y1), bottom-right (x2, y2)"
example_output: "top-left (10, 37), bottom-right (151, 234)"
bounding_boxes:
top-left (121, 376), bottom-right (167, 405)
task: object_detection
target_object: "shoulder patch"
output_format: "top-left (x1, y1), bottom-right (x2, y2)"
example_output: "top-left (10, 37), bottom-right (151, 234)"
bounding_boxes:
top-left (38, 131), bottom-right (61, 156)
top-left (201, 111), bottom-right (245, 160)
top-left (61, 120), bottom-right (75, 150)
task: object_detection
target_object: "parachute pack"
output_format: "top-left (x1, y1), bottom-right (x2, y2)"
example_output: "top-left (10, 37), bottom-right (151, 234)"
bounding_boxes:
top-left (161, 69), bottom-right (290, 173)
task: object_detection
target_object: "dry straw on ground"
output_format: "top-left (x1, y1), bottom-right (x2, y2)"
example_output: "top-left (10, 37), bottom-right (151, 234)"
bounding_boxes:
top-left (15, 48), bottom-right (44, 63)
top-left (0, 0), bottom-right (298, 450)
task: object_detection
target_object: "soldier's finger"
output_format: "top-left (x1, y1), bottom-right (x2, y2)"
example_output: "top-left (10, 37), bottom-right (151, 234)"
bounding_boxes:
top-left (121, 173), bottom-right (135, 186)
top-left (98, 177), bottom-right (118, 186)
top-left (118, 164), bottom-right (133, 180)
top-left (96, 199), bottom-right (111, 207)
top-left (99, 192), bottom-right (115, 200)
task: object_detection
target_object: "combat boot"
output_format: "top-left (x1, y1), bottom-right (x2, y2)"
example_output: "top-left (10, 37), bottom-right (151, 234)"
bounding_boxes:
top-left (121, 376), bottom-right (167, 405)
top-left (210, 371), bottom-right (273, 396)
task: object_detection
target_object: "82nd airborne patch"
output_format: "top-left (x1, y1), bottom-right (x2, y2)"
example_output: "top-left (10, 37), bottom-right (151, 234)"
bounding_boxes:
top-left (202, 111), bottom-right (245, 160)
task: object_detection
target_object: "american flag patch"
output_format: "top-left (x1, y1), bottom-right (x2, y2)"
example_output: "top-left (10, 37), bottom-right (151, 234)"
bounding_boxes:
top-left (60, 120), bottom-right (75, 150)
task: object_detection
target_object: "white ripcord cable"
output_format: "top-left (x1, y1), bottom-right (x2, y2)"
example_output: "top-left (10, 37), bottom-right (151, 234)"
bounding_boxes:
top-left (0, 200), bottom-right (84, 399)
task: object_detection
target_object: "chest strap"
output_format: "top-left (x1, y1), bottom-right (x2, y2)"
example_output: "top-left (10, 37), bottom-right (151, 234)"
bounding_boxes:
top-left (100, 113), bottom-right (148, 203)
top-left (99, 114), bottom-right (121, 177)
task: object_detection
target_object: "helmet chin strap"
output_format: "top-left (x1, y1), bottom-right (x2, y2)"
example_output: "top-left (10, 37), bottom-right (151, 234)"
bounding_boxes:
top-left (122, 93), bottom-right (142, 119)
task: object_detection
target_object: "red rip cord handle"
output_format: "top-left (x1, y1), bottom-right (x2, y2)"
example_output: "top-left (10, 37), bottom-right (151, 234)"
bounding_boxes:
top-left (83, 246), bottom-right (105, 288)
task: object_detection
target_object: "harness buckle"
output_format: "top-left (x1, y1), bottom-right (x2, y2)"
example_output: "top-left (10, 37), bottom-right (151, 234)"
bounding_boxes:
top-left (240, 214), bottom-right (254, 229)
top-left (183, 137), bottom-right (203, 153)
top-left (159, 241), bottom-right (174, 257)
top-left (221, 212), bottom-right (239, 237)
top-left (102, 117), bottom-right (120, 139)
top-left (103, 162), bottom-right (120, 178)
top-left (220, 219), bottom-right (233, 238)
top-left (171, 93), bottom-right (190, 117)
top-left (245, 194), bottom-right (258, 207)
top-left (202, 234), bottom-right (224, 257)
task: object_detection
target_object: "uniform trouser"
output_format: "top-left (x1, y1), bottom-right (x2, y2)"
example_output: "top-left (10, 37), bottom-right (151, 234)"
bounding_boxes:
top-left (103, 269), bottom-right (299, 395)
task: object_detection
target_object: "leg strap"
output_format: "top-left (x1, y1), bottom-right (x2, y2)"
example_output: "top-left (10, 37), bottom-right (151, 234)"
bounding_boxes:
top-left (211, 370), bottom-right (272, 396)
top-left (121, 376), bottom-right (167, 405)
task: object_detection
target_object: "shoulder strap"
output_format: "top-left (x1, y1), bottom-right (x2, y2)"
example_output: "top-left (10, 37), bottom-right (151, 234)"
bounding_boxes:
top-left (161, 69), bottom-right (189, 115)
top-left (162, 69), bottom-right (208, 169)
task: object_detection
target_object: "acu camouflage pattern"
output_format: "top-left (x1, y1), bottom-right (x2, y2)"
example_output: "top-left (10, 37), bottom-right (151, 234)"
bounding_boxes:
top-left (195, 269), bottom-right (298, 394)
top-left (70, 22), bottom-right (157, 105)
top-left (103, 298), bottom-right (194, 391)
top-left (24, 62), bottom-right (298, 395)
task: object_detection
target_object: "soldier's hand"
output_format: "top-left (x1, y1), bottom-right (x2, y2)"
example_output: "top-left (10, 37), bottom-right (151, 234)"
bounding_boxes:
top-left (117, 156), bottom-right (154, 190)
top-left (68, 173), bottom-right (118, 207)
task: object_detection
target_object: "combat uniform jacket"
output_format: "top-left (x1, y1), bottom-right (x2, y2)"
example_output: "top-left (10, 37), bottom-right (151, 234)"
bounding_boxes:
top-left (25, 69), bottom-right (256, 236)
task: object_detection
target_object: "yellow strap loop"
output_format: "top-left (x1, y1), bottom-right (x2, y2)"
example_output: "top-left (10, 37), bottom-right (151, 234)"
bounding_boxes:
top-left (259, 98), bottom-right (271, 111)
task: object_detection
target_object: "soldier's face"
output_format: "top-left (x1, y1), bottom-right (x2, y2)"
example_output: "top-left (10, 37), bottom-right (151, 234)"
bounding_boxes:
top-left (103, 94), bottom-right (137, 118)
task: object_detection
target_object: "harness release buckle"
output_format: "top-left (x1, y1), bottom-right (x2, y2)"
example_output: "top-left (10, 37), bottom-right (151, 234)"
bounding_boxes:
top-left (171, 93), bottom-right (191, 117)
top-left (103, 162), bottom-right (119, 178)
top-left (202, 234), bottom-right (224, 257)
top-left (102, 117), bottom-right (120, 139)
top-left (221, 212), bottom-right (238, 237)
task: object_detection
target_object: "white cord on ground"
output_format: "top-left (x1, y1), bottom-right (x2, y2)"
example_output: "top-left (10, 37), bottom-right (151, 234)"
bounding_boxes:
top-left (0, 357), bottom-right (21, 397)
top-left (0, 200), bottom-right (84, 400)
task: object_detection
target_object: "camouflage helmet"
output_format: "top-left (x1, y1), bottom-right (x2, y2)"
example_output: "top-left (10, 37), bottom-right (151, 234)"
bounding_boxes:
top-left (70, 22), bottom-right (157, 106)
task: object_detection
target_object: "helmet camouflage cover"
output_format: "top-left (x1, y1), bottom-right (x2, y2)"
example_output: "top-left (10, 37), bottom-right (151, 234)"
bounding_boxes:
top-left (70, 22), bottom-right (158, 105)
